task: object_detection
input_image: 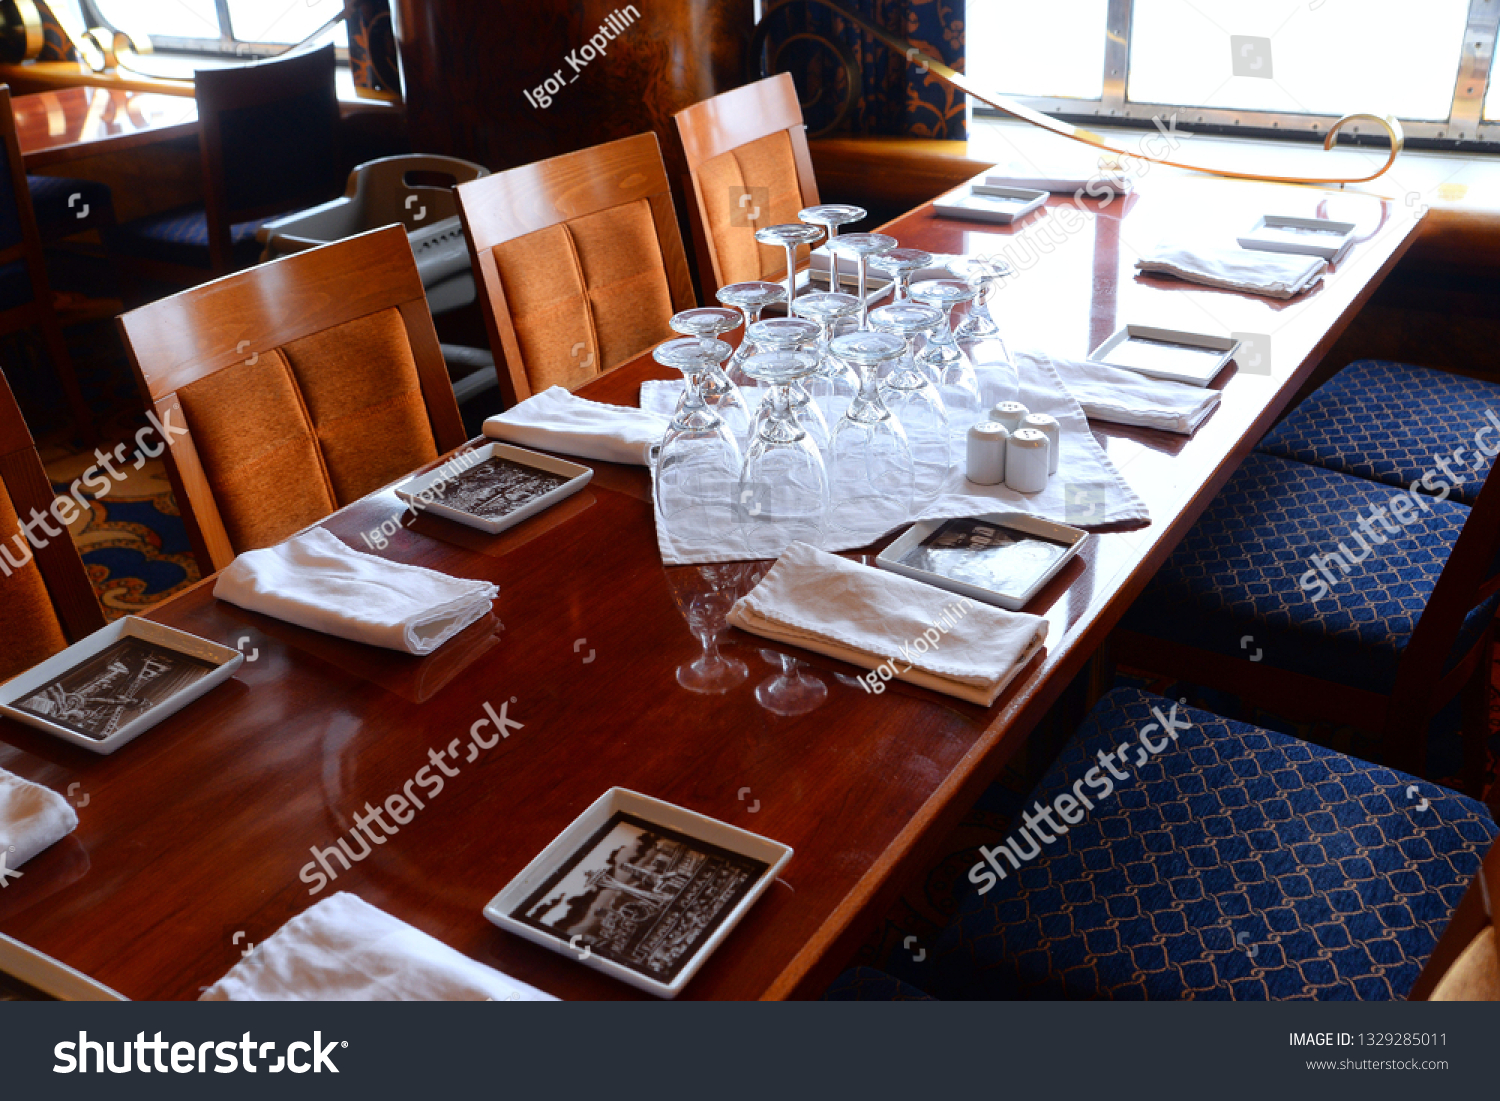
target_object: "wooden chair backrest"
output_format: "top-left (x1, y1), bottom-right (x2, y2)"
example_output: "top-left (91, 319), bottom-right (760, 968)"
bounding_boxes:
top-left (455, 130), bottom-right (695, 408)
top-left (673, 73), bottom-right (821, 296)
top-left (0, 369), bottom-right (103, 680)
top-left (118, 224), bottom-right (466, 573)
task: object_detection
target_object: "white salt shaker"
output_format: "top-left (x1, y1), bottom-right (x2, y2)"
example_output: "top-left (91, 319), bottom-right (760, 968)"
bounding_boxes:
top-left (990, 401), bottom-right (1029, 435)
top-left (966, 421), bottom-right (1009, 485)
top-left (1021, 412), bottom-right (1060, 474)
top-left (1005, 429), bottom-right (1050, 493)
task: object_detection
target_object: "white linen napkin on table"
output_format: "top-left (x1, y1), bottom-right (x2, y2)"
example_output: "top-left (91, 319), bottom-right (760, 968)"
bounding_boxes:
top-left (200, 893), bottom-right (554, 1001)
top-left (1014, 349), bottom-right (1220, 435)
top-left (1135, 242), bottom-right (1326, 299)
top-left (726, 542), bottom-right (1048, 706)
top-left (0, 768), bottom-right (76, 868)
top-left (483, 385), bottom-right (667, 466)
top-left (213, 527), bottom-right (497, 655)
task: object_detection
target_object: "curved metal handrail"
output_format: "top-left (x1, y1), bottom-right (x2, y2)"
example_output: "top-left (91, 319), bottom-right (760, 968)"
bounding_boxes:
top-left (756, 0), bottom-right (1404, 186)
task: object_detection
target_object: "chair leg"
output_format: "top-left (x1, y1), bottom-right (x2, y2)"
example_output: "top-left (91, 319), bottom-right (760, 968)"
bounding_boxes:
top-left (37, 310), bottom-right (94, 445)
top-left (1459, 623), bottom-right (1496, 800)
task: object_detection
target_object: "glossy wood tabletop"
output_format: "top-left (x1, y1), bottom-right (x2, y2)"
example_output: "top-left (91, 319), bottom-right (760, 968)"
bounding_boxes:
top-left (12, 86), bottom-right (197, 169)
top-left (0, 175), bottom-right (1419, 1001)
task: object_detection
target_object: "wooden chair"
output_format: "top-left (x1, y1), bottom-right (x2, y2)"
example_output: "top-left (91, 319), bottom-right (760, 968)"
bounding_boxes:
top-left (1410, 836), bottom-right (1499, 1000)
top-left (107, 45), bottom-right (342, 284)
top-left (0, 84), bottom-right (93, 439)
top-left (0, 368), bottom-right (103, 683)
top-left (673, 73), bottom-right (821, 296)
top-left (454, 131), bottom-right (695, 408)
top-left (117, 224), bottom-right (466, 574)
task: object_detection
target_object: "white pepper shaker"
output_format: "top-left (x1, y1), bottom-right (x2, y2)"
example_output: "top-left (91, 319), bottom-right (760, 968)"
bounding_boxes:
top-left (1005, 428), bottom-right (1050, 493)
top-left (1021, 412), bottom-right (1060, 473)
top-left (990, 401), bottom-right (1029, 435)
top-left (966, 421), bottom-right (1009, 485)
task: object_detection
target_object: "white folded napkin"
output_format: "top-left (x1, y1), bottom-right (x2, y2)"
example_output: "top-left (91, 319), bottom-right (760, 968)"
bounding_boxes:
top-left (1136, 242), bottom-right (1326, 299)
top-left (1014, 349), bottom-right (1220, 434)
top-left (200, 893), bottom-right (555, 1001)
top-left (726, 542), bottom-right (1048, 706)
top-left (484, 385), bottom-right (668, 466)
top-left (0, 768), bottom-right (76, 868)
top-left (214, 527), bottom-right (497, 655)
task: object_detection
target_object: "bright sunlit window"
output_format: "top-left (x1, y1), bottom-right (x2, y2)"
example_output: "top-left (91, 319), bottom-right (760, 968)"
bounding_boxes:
top-left (967, 0), bottom-right (1109, 101)
top-left (1128, 0), bottom-right (1471, 121)
top-left (88, 0), bottom-right (347, 51)
top-left (966, 0), bottom-right (1496, 145)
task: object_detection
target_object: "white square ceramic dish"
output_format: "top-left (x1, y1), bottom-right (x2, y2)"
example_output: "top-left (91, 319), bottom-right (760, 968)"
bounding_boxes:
top-left (395, 441), bottom-right (593, 536)
top-left (484, 788), bottom-right (792, 998)
top-left (877, 513), bottom-right (1090, 610)
top-left (933, 183), bottom-right (1048, 225)
top-left (0, 617), bottom-right (243, 754)
top-left (1237, 215), bottom-right (1356, 262)
top-left (1089, 324), bottom-right (1241, 387)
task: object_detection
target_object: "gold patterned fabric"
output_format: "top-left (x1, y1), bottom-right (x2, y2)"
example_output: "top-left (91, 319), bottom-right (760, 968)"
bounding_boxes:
top-left (490, 198), bottom-right (674, 395)
top-left (0, 477), bottom-right (68, 682)
top-left (176, 308), bottom-right (438, 555)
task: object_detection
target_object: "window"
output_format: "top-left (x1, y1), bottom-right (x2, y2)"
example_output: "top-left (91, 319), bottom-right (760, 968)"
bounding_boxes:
top-left (966, 0), bottom-right (1500, 148)
top-left (83, 0), bottom-right (347, 56)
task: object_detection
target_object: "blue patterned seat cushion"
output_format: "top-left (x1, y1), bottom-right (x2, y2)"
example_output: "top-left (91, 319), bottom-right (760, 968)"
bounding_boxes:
top-left (25, 175), bottom-right (113, 241)
top-left (823, 966), bottom-right (935, 1001)
top-left (887, 689), bottom-right (1496, 1000)
top-left (1258, 359), bottom-right (1500, 506)
top-left (107, 205), bottom-right (267, 270)
top-left (1117, 452), bottom-right (1498, 693)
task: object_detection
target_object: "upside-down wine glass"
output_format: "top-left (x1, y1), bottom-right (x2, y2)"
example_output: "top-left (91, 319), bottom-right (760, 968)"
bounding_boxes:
top-left (743, 317), bottom-right (829, 454)
top-left (754, 223), bottom-right (824, 310)
top-left (825, 329), bottom-right (914, 546)
top-left (652, 337), bottom-right (742, 545)
top-left (669, 307), bottom-right (752, 442)
top-left (739, 349), bottom-right (829, 559)
top-left (869, 247), bottom-right (934, 303)
top-left (791, 291), bottom-right (863, 427)
top-left (869, 302), bottom-right (951, 505)
top-left (797, 203), bottom-right (866, 292)
top-left (716, 280), bottom-right (786, 392)
top-left (950, 256), bottom-right (1008, 341)
top-left (667, 565), bottom-right (756, 694)
top-left (755, 648), bottom-right (828, 716)
top-left (827, 232), bottom-right (897, 328)
top-left (910, 279), bottom-right (984, 431)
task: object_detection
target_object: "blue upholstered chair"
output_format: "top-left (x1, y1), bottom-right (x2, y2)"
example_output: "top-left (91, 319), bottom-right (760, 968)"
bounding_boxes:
top-left (1112, 439), bottom-right (1500, 784)
top-left (0, 84), bottom-right (91, 437)
top-left (107, 45), bottom-right (341, 283)
top-left (826, 689), bottom-right (1496, 1000)
top-left (25, 174), bottom-right (114, 243)
top-left (1258, 359), bottom-right (1500, 507)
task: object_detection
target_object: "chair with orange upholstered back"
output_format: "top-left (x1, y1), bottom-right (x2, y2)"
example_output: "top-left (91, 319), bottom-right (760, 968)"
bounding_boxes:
top-left (454, 131), bottom-right (696, 409)
top-left (0, 369), bottom-right (103, 683)
top-left (117, 224), bottom-right (467, 574)
top-left (1409, 836), bottom-right (1500, 1001)
top-left (673, 73), bottom-right (821, 297)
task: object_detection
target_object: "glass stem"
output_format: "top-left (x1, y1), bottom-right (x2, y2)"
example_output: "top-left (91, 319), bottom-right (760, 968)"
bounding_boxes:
top-left (857, 257), bottom-right (869, 327)
top-left (783, 244), bottom-right (797, 308)
top-left (825, 226), bottom-right (837, 291)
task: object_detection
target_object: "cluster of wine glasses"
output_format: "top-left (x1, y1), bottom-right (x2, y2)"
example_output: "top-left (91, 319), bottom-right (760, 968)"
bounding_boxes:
top-left (653, 205), bottom-right (1015, 558)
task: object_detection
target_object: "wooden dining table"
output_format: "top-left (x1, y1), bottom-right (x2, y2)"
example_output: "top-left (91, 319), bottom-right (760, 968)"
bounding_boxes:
top-left (0, 173), bottom-right (1420, 1000)
top-left (10, 85), bottom-right (197, 169)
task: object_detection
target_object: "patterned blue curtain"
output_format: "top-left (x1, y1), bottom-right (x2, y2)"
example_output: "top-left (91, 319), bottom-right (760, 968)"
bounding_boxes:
top-left (763, 0), bottom-right (966, 139)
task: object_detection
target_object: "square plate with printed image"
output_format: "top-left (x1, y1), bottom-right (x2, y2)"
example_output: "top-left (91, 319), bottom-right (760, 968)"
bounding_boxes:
top-left (485, 788), bottom-right (791, 997)
top-left (395, 442), bottom-right (593, 536)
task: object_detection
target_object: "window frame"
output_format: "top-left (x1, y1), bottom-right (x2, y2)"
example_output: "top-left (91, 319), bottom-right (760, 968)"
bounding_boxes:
top-left (970, 0), bottom-right (1500, 151)
top-left (81, 0), bottom-right (349, 61)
